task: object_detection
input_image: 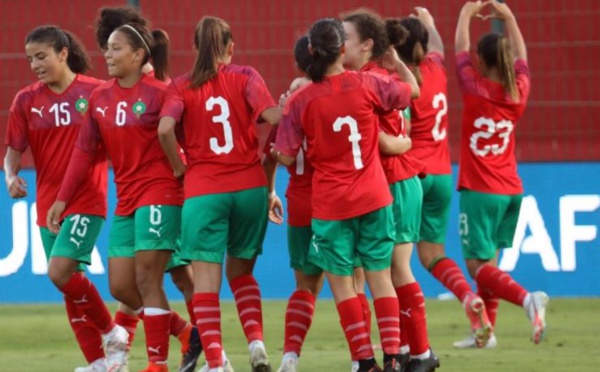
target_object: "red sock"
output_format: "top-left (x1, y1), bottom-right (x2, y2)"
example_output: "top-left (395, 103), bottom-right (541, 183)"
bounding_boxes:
top-left (478, 286), bottom-right (500, 326)
top-left (337, 297), bottom-right (374, 361)
top-left (357, 293), bottom-right (372, 335)
top-left (142, 310), bottom-right (171, 364)
top-left (114, 311), bottom-right (139, 349)
top-left (373, 297), bottom-right (400, 355)
top-left (229, 274), bottom-right (264, 343)
top-left (431, 257), bottom-right (474, 303)
top-left (64, 296), bottom-right (104, 363)
top-left (170, 311), bottom-right (189, 337)
top-left (186, 300), bottom-right (197, 324)
top-left (61, 272), bottom-right (114, 334)
top-left (283, 290), bottom-right (316, 355)
top-left (193, 293), bottom-right (223, 368)
top-left (396, 283), bottom-right (430, 356)
top-left (399, 316), bottom-right (409, 352)
top-left (475, 265), bottom-right (528, 307)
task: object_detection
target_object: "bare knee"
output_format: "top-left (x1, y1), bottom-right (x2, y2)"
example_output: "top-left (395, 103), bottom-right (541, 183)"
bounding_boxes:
top-left (295, 272), bottom-right (325, 297)
top-left (48, 258), bottom-right (78, 289)
top-left (226, 256), bottom-right (256, 283)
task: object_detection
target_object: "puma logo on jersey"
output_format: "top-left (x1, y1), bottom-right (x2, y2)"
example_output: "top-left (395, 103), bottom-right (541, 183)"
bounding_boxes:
top-left (31, 106), bottom-right (44, 117)
top-left (73, 295), bottom-right (88, 304)
top-left (400, 309), bottom-right (412, 318)
top-left (70, 316), bottom-right (87, 323)
top-left (149, 227), bottom-right (163, 238)
top-left (96, 106), bottom-right (108, 117)
top-left (70, 237), bottom-right (83, 249)
top-left (147, 346), bottom-right (161, 355)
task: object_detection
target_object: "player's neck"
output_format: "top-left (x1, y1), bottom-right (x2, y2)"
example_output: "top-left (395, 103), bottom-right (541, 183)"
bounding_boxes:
top-left (118, 71), bottom-right (144, 89)
top-left (47, 71), bottom-right (76, 94)
top-left (325, 60), bottom-right (345, 77)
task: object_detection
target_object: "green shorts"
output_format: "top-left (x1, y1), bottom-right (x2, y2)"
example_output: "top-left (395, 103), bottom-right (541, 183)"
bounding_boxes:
top-left (39, 214), bottom-right (104, 268)
top-left (419, 174), bottom-right (452, 244)
top-left (309, 205), bottom-right (395, 276)
top-left (390, 176), bottom-right (422, 244)
top-left (288, 225), bottom-right (323, 276)
top-left (166, 238), bottom-right (190, 272)
top-left (108, 205), bottom-right (181, 258)
top-left (459, 190), bottom-right (523, 260)
top-left (181, 187), bottom-right (268, 263)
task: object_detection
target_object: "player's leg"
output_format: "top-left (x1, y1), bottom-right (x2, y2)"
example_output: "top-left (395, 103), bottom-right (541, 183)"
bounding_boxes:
top-left (227, 186), bottom-right (273, 371)
top-left (277, 225), bottom-right (325, 372)
top-left (417, 175), bottom-right (489, 346)
top-left (389, 177), bottom-right (439, 372)
top-left (40, 226), bottom-right (106, 371)
top-left (358, 205), bottom-right (405, 372)
top-left (309, 217), bottom-right (380, 371)
top-left (185, 193), bottom-right (231, 370)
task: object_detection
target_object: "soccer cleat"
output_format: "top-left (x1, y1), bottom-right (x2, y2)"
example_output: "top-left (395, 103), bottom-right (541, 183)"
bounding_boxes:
top-left (399, 354), bottom-right (410, 372)
top-left (406, 349), bottom-right (440, 372)
top-left (357, 365), bottom-right (383, 372)
top-left (104, 325), bottom-right (129, 372)
top-left (463, 293), bottom-right (493, 348)
top-left (74, 360), bottom-right (108, 372)
top-left (525, 291), bottom-right (549, 344)
top-left (276, 358), bottom-right (297, 372)
top-left (383, 356), bottom-right (402, 372)
top-left (139, 362), bottom-right (168, 372)
top-left (250, 346), bottom-right (273, 372)
top-left (196, 359), bottom-right (235, 372)
top-left (178, 326), bottom-right (203, 372)
top-left (453, 333), bottom-right (497, 349)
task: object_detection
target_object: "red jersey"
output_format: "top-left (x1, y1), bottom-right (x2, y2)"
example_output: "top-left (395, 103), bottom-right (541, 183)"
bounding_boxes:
top-left (59, 74), bottom-right (183, 215)
top-left (275, 70), bottom-right (412, 220)
top-left (5, 75), bottom-right (107, 226)
top-left (409, 53), bottom-right (452, 175)
top-left (160, 64), bottom-right (276, 199)
top-left (361, 62), bottom-right (424, 184)
top-left (264, 126), bottom-right (312, 226)
top-left (456, 51), bottom-right (531, 194)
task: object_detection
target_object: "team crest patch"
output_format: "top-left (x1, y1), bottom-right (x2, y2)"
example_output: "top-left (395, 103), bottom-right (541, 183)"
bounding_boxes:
top-left (132, 100), bottom-right (147, 118)
top-left (75, 98), bottom-right (89, 113)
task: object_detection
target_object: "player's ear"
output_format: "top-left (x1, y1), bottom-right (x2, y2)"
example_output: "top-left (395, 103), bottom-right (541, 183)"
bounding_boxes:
top-left (58, 46), bottom-right (69, 63)
top-left (227, 42), bottom-right (234, 57)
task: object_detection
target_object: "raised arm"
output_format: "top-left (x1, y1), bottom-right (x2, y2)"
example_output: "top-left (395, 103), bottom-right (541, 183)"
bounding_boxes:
top-left (455, 1), bottom-right (486, 53)
top-left (488, 0), bottom-right (527, 61)
top-left (382, 47), bottom-right (420, 99)
top-left (414, 7), bottom-right (444, 55)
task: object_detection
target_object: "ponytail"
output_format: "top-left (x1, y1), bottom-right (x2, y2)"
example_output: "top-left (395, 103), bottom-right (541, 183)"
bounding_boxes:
top-left (497, 36), bottom-right (518, 101)
top-left (190, 16), bottom-right (232, 88)
top-left (390, 17), bottom-right (428, 86)
top-left (478, 33), bottom-right (518, 101)
top-left (25, 25), bottom-right (91, 74)
top-left (151, 29), bottom-right (170, 82)
top-left (63, 31), bottom-right (92, 74)
top-left (306, 18), bottom-right (345, 83)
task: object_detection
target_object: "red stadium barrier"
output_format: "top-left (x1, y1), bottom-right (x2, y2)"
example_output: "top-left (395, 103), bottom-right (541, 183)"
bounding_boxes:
top-left (1, 0), bottom-right (599, 167)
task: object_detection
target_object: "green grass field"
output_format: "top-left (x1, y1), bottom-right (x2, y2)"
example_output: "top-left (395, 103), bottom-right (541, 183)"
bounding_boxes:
top-left (1, 299), bottom-right (599, 371)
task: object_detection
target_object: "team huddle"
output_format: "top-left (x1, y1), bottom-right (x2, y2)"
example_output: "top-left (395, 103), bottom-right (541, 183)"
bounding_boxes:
top-left (3, 1), bottom-right (549, 372)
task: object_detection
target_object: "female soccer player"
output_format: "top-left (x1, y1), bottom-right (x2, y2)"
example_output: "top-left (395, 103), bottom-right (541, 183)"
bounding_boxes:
top-left (4, 25), bottom-right (128, 372)
top-left (394, 7), bottom-right (493, 348)
top-left (94, 8), bottom-right (202, 371)
top-left (158, 16), bottom-right (281, 372)
top-left (275, 17), bottom-right (421, 372)
top-left (455, 0), bottom-right (548, 345)
top-left (342, 10), bottom-right (439, 371)
top-left (48, 22), bottom-right (181, 372)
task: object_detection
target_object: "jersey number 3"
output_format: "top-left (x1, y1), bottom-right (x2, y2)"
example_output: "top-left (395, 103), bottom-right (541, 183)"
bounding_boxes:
top-left (206, 96), bottom-right (234, 155)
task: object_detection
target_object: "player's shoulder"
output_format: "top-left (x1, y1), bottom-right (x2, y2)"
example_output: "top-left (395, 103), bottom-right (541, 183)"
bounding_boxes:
top-left (223, 64), bottom-right (260, 80)
top-left (89, 79), bottom-right (115, 101)
top-left (141, 74), bottom-right (169, 92)
top-left (76, 74), bottom-right (105, 88)
top-left (11, 81), bottom-right (45, 108)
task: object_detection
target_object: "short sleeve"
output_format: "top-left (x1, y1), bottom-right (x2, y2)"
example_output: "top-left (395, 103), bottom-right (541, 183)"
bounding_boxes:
top-left (362, 72), bottom-right (412, 111)
top-left (5, 92), bottom-right (30, 152)
top-left (160, 79), bottom-right (185, 122)
top-left (455, 51), bottom-right (480, 95)
top-left (274, 96), bottom-right (304, 158)
top-left (515, 59), bottom-right (531, 104)
top-left (426, 52), bottom-right (445, 68)
top-left (244, 67), bottom-right (277, 123)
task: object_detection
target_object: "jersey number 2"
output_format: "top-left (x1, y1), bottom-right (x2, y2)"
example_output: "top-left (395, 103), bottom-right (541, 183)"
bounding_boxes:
top-left (333, 116), bottom-right (363, 170)
top-left (431, 93), bottom-right (448, 141)
top-left (206, 96), bottom-right (234, 155)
